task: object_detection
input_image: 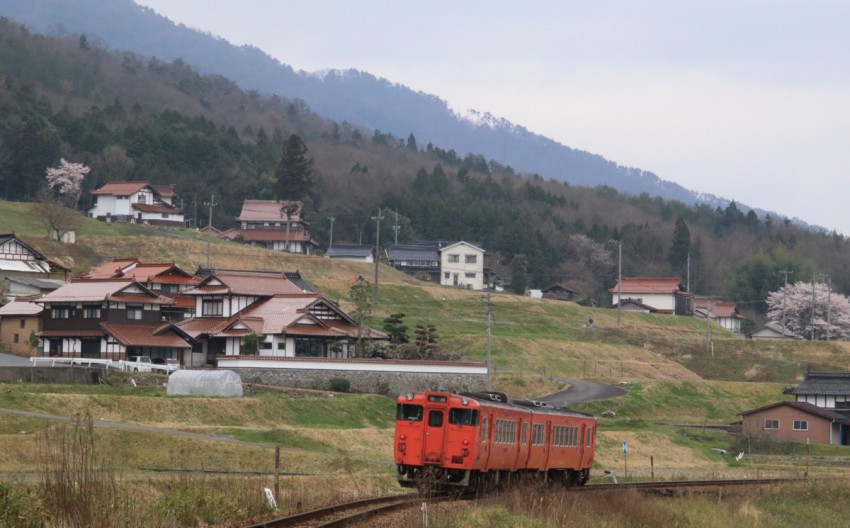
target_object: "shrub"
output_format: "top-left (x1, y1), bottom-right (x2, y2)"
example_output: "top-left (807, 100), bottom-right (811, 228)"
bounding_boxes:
top-left (329, 377), bottom-right (351, 393)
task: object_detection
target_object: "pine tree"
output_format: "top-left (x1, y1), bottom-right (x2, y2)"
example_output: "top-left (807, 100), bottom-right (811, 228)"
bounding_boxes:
top-left (274, 134), bottom-right (314, 200)
top-left (668, 217), bottom-right (691, 278)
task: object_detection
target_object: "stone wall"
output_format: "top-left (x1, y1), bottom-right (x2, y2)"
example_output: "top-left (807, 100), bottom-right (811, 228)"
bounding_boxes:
top-left (234, 367), bottom-right (488, 396)
top-left (0, 366), bottom-right (103, 384)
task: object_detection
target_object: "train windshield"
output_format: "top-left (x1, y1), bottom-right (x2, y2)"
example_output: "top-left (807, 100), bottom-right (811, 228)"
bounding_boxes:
top-left (449, 408), bottom-right (479, 426)
top-left (396, 403), bottom-right (423, 421)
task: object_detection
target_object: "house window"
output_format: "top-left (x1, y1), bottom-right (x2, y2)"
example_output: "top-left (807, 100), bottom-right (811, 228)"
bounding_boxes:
top-left (448, 254), bottom-right (459, 263)
top-left (19, 319), bottom-right (25, 329)
top-left (161, 213), bottom-right (169, 219)
top-left (82, 305), bottom-right (101, 319)
top-left (160, 284), bottom-right (179, 294)
top-left (764, 419), bottom-right (780, 430)
top-left (51, 307), bottom-right (71, 319)
top-left (13, 334), bottom-right (19, 344)
top-left (127, 305), bottom-right (143, 320)
top-left (444, 272), bottom-right (450, 279)
top-left (260, 342), bottom-right (272, 350)
top-left (465, 272), bottom-right (476, 279)
top-left (202, 299), bottom-right (224, 317)
top-left (793, 420), bottom-right (809, 431)
top-left (465, 254), bottom-right (477, 264)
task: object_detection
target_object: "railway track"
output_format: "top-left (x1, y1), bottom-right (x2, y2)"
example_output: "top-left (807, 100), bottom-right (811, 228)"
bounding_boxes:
top-left (234, 478), bottom-right (801, 527)
top-left (237, 493), bottom-right (444, 528)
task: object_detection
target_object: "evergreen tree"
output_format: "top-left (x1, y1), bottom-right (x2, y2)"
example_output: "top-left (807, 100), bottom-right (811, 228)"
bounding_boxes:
top-left (383, 313), bottom-right (409, 344)
top-left (406, 133), bottom-right (417, 152)
top-left (274, 134), bottom-right (314, 200)
top-left (511, 254), bottom-right (529, 294)
top-left (668, 217), bottom-right (691, 278)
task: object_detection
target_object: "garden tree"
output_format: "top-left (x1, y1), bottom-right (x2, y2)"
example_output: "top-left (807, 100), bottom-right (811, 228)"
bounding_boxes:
top-left (46, 158), bottom-right (90, 208)
top-left (383, 313), bottom-right (409, 344)
top-left (413, 324), bottom-right (440, 359)
top-left (242, 333), bottom-right (259, 355)
top-left (766, 281), bottom-right (850, 340)
top-left (668, 216), bottom-right (691, 277)
top-left (511, 254), bottom-right (529, 294)
top-left (274, 134), bottom-right (314, 200)
top-left (349, 279), bottom-right (372, 357)
top-left (33, 188), bottom-right (82, 240)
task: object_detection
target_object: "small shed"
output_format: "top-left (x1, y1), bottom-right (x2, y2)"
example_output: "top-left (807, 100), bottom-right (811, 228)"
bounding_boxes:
top-left (166, 370), bottom-right (243, 397)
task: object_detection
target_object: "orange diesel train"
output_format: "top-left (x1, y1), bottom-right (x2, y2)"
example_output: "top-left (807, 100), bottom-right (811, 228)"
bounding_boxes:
top-left (394, 391), bottom-right (596, 490)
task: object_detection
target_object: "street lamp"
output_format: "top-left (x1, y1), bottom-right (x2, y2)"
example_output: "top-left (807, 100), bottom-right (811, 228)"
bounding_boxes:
top-left (608, 239), bottom-right (622, 328)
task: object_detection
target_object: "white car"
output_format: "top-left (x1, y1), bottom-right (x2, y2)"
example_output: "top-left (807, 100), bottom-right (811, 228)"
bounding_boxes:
top-left (152, 357), bottom-right (180, 373)
top-left (125, 355), bottom-right (153, 372)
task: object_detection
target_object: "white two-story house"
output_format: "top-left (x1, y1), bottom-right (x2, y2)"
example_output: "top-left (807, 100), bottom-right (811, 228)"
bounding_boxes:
top-left (439, 241), bottom-right (485, 290)
top-left (89, 181), bottom-right (184, 227)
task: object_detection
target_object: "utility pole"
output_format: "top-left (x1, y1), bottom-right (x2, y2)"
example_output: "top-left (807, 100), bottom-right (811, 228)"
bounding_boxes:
top-left (810, 275), bottom-right (816, 341)
top-left (608, 240), bottom-right (622, 328)
top-left (705, 299), bottom-right (712, 355)
top-left (371, 208), bottom-right (384, 313)
top-left (328, 216), bottom-right (335, 248)
top-left (779, 270), bottom-right (793, 334)
top-left (392, 210), bottom-right (400, 245)
top-left (686, 253), bottom-right (690, 292)
top-left (204, 194), bottom-right (217, 269)
top-left (484, 293), bottom-right (493, 391)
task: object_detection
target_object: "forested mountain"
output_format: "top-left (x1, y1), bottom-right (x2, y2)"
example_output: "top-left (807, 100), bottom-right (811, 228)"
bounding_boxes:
top-left (1, 17), bottom-right (849, 331)
top-left (0, 0), bottom-right (726, 208)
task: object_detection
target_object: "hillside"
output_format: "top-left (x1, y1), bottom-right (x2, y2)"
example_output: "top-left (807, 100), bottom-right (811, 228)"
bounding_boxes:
top-left (0, 0), bottom-right (729, 209)
top-left (2, 18), bottom-right (850, 319)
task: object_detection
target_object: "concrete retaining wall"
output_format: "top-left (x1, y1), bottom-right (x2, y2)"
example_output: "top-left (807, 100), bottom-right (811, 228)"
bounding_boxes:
top-left (234, 367), bottom-right (487, 395)
top-left (0, 366), bottom-right (103, 384)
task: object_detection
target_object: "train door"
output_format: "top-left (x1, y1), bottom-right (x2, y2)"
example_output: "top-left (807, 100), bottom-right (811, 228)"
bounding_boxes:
top-left (475, 413), bottom-right (493, 469)
top-left (542, 420), bottom-right (553, 470)
top-left (422, 408), bottom-right (446, 464)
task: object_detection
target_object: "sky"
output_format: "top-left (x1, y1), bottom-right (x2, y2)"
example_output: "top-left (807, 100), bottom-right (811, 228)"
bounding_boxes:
top-left (133, 1), bottom-right (850, 233)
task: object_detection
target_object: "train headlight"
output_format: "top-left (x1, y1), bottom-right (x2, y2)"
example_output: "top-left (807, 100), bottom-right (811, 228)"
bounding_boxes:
top-left (406, 393), bottom-right (414, 401)
top-left (461, 397), bottom-right (469, 405)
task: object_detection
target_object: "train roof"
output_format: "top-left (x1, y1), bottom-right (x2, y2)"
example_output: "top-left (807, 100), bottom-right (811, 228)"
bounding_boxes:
top-left (397, 391), bottom-right (595, 420)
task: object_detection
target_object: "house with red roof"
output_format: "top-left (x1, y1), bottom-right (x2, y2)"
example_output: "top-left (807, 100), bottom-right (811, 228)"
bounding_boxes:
top-left (89, 181), bottom-right (184, 227)
top-left (693, 297), bottom-right (743, 333)
top-left (34, 280), bottom-right (190, 362)
top-left (219, 199), bottom-right (318, 254)
top-left (83, 258), bottom-right (197, 320)
top-left (608, 277), bottom-right (693, 315)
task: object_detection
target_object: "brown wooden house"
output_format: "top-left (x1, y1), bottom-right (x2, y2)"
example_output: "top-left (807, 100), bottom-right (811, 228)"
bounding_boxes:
top-left (740, 401), bottom-right (847, 445)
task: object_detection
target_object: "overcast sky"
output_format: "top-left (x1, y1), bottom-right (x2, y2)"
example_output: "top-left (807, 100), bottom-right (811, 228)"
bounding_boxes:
top-left (134, 1), bottom-right (850, 233)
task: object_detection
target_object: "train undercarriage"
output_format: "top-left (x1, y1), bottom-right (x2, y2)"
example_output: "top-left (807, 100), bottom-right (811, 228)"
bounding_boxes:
top-left (397, 464), bottom-right (590, 492)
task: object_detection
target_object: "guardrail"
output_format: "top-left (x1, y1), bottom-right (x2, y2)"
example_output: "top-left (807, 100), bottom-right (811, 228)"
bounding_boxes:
top-left (30, 357), bottom-right (177, 373)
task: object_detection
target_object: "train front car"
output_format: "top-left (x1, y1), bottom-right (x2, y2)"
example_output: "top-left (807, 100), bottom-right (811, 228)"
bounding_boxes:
top-left (394, 392), bottom-right (480, 488)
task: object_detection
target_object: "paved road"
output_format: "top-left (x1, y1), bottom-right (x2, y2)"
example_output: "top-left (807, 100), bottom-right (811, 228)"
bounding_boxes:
top-left (0, 352), bottom-right (31, 367)
top-left (536, 377), bottom-right (628, 407)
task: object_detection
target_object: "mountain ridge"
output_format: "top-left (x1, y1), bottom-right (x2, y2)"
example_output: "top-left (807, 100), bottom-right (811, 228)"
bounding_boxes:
top-left (1, 0), bottom-right (732, 211)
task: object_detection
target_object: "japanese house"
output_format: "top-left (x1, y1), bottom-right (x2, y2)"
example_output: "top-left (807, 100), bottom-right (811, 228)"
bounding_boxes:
top-left (89, 181), bottom-right (184, 227)
top-left (219, 199), bottom-right (318, 254)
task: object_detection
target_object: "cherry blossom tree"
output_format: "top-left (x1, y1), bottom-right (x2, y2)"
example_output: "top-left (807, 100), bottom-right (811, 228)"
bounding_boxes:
top-left (45, 158), bottom-right (90, 208)
top-left (766, 281), bottom-right (850, 340)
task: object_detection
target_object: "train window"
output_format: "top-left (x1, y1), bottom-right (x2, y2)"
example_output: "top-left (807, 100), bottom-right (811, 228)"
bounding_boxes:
top-left (531, 424), bottom-right (545, 446)
top-left (396, 404), bottom-right (423, 421)
top-left (428, 395), bottom-right (447, 403)
top-left (428, 410), bottom-right (444, 427)
top-left (494, 419), bottom-right (517, 444)
top-left (522, 423), bottom-right (529, 445)
top-left (481, 418), bottom-right (488, 443)
top-left (586, 428), bottom-right (593, 447)
top-left (449, 408), bottom-right (478, 426)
